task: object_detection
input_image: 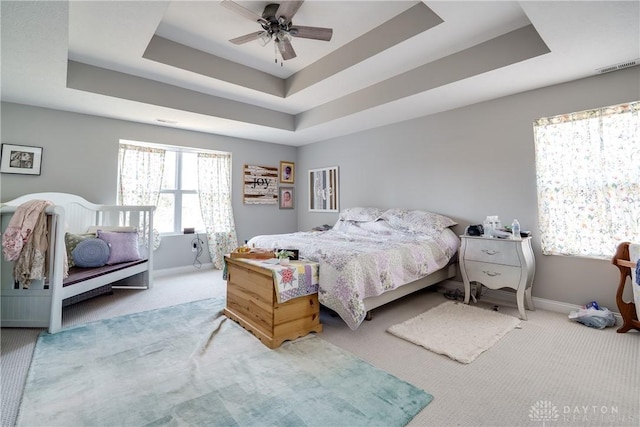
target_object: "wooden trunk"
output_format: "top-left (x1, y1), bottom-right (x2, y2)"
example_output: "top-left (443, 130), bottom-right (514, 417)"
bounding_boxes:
top-left (223, 257), bottom-right (322, 348)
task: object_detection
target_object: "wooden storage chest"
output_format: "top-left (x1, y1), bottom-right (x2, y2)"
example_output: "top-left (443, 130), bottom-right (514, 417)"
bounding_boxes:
top-left (223, 256), bottom-right (322, 348)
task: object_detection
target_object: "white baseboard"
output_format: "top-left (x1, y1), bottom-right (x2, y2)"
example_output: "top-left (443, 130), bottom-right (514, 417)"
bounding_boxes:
top-left (154, 263), bottom-right (215, 278)
top-left (437, 280), bottom-right (623, 324)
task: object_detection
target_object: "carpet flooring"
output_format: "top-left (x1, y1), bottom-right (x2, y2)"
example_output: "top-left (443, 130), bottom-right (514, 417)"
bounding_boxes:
top-left (3, 268), bottom-right (639, 427)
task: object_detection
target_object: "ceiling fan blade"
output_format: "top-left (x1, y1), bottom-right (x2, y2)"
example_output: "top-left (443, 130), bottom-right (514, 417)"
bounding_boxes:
top-left (276, 1), bottom-right (304, 24)
top-left (277, 39), bottom-right (297, 60)
top-left (220, 0), bottom-right (263, 23)
top-left (289, 25), bottom-right (333, 41)
top-left (229, 31), bottom-right (267, 45)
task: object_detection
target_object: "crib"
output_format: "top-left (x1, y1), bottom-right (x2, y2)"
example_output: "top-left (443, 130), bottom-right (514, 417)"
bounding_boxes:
top-left (611, 241), bottom-right (640, 333)
top-left (1, 193), bottom-right (155, 333)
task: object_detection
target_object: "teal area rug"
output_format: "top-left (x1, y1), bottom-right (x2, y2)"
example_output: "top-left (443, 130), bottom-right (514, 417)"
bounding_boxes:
top-left (18, 299), bottom-right (432, 426)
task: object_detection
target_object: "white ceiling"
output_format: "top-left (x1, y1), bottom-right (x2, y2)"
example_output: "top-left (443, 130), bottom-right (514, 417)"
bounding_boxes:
top-left (2, 1), bottom-right (639, 146)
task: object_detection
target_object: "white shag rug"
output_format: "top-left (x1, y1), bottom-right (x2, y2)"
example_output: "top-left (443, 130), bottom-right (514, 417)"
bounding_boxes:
top-left (387, 301), bottom-right (521, 364)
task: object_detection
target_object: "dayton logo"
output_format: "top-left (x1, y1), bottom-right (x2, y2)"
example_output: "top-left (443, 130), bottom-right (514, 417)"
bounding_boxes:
top-left (529, 400), bottom-right (560, 426)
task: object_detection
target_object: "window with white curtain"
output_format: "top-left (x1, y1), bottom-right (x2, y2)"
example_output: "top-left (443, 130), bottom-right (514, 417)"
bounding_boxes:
top-left (118, 140), bottom-right (238, 269)
top-left (533, 101), bottom-right (640, 259)
top-left (119, 141), bottom-right (201, 234)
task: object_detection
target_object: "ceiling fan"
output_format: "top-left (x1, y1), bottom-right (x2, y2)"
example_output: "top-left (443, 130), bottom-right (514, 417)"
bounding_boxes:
top-left (221, 0), bottom-right (333, 62)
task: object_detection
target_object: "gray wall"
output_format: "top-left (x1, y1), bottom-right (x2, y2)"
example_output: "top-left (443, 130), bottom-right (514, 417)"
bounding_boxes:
top-left (2, 66), bottom-right (638, 308)
top-left (0, 104), bottom-right (297, 269)
top-left (297, 66), bottom-right (640, 311)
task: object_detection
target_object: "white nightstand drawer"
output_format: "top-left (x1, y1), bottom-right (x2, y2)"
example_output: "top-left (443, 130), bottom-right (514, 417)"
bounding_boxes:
top-left (463, 261), bottom-right (522, 289)
top-left (464, 239), bottom-right (520, 266)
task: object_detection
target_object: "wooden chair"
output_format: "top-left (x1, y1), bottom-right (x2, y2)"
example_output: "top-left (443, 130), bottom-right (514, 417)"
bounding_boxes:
top-left (611, 242), bottom-right (640, 333)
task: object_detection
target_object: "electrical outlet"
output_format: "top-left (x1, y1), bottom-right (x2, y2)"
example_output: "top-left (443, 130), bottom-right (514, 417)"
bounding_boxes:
top-left (192, 242), bottom-right (197, 252)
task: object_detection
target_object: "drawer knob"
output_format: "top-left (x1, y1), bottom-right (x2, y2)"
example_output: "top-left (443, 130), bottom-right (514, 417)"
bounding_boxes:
top-left (482, 249), bottom-right (499, 256)
top-left (482, 270), bottom-right (501, 277)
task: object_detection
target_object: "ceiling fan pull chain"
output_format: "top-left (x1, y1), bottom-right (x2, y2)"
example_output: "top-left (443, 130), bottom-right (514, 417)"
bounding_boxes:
top-left (273, 40), bottom-right (283, 66)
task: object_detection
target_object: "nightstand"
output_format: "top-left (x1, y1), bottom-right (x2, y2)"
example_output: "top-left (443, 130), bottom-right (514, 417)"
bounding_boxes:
top-left (459, 235), bottom-right (536, 320)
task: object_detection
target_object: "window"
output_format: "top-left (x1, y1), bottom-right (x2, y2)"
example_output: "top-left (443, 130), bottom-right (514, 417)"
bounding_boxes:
top-left (118, 141), bottom-right (220, 234)
top-left (533, 101), bottom-right (640, 259)
top-left (156, 150), bottom-right (205, 234)
top-left (118, 140), bottom-right (237, 268)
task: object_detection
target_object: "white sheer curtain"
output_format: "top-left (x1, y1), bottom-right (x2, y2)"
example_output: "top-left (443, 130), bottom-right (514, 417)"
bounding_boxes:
top-left (534, 101), bottom-right (640, 259)
top-left (118, 143), bottom-right (165, 206)
top-left (197, 152), bottom-right (238, 269)
top-left (118, 143), bottom-right (165, 250)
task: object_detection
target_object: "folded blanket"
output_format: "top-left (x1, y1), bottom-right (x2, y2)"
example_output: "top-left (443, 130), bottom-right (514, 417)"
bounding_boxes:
top-left (271, 262), bottom-right (319, 303)
top-left (238, 259), bottom-right (319, 303)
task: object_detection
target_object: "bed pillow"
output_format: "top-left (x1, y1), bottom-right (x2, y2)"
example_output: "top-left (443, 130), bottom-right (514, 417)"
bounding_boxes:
top-left (338, 207), bottom-right (383, 222)
top-left (380, 209), bottom-right (457, 234)
top-left (332, 220), bottom-right (369, 235)
top-left (357, 220), bottom-right (398, 235)
top-left (97, 230), bottom-right (141, 265)
top-left (71, 238), bottom-right (110, 268)
top-left (65, 232), bottom-right (97, 268)
top-left (332, 219), bottom-right (398, 236)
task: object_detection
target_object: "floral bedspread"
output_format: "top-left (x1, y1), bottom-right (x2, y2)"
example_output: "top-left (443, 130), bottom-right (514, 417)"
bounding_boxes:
top-left (248, 227), bottom-right (459, 329)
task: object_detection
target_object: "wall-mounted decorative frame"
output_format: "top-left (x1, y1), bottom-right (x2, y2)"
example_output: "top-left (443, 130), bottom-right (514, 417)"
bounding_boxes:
top-left (309, 166), bottom-right (339, 212)
top-left (279, 187), bottom-right (294, 209)
top-left (0, 144), bottom-right (43, 175)
top-left (280, 161), bottom-right (295, 184)
top-left (243, 164), bottom-right (278, 204)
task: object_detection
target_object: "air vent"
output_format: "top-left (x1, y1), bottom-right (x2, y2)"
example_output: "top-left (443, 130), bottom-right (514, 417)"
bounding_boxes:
top-left (156, 119), bottom-right (178, 124)
top-left (597, 59), bottom-right (639, 74)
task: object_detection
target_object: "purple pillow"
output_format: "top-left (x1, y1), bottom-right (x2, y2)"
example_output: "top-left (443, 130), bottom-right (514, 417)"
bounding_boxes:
top-left (97, 230), bottom-right (141, 265)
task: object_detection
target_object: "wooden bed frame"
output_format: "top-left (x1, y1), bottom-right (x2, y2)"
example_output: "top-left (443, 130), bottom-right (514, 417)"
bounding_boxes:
top-left (611, 241), bottom-right (640, 333)
top-left (1, 192), bottom-right (155, 333)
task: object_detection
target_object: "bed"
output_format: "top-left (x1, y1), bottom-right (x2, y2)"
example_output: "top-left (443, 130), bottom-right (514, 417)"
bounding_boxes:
top-left (1, 192), bottom-right (155, 333)
top-left (248, 207), bottom-right (460, 329)
top-left (611, 241), bottom-right (640, 333)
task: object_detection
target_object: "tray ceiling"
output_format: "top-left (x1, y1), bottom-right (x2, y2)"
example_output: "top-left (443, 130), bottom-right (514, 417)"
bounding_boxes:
top-left (2, 1), bottom-right (639, 145)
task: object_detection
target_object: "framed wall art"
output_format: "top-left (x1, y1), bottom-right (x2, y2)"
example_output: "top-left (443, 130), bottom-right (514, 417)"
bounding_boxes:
top-left (279, 187), bottom-right (294, 209)
top-left (309, 166), bottom-right (339, 212)
top-left (0, 144), bottom-right (43, 175)
top-left (280, 161), bottom-right (295, 184)
top-left (243, 164), bottom-right (278, 204)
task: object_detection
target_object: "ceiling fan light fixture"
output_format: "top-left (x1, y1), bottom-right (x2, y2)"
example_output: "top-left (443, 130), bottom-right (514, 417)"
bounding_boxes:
top-left (225, 0), bottom-right (332, 62)
top-left (276, 30), bottom-right (291, 42)
top-left (259, 31), bottom-right (272, 46)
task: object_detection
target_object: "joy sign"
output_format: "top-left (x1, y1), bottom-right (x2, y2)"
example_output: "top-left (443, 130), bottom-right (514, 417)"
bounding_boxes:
top-left (243, 164), bottom-right (278, 204)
